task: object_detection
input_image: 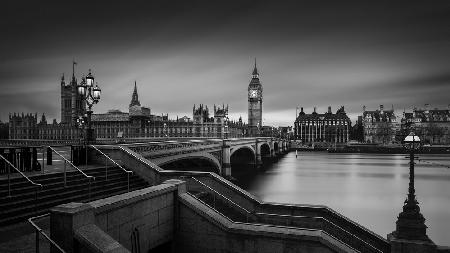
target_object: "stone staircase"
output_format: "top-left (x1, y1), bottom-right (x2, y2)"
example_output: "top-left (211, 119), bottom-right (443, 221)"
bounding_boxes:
top-left (191, 189), bottom-right (390, 253)
top-left (0, 165), bottom-right (149, 226)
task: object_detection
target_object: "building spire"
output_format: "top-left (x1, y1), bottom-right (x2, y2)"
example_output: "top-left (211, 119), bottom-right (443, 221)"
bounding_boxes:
top-left (129, 81), bottom-right (141, 107)
top-left (252, 58), bottom-right (259, 78)
top-left (71, 59), bottom-right (77, 84)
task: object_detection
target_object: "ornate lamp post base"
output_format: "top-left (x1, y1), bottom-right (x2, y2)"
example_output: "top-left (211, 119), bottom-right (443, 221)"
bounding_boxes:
top-left (395, 201), bottom-right (429, 241)
top-left (388, 203), bottom-right (436, 253)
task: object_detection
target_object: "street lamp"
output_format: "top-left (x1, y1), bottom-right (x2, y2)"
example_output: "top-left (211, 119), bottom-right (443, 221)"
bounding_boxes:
top-left (257, 122), bottom-right (260, 137)
top-left (163, 123), bottom-right (168, 138)
top-left (77, 69), bottom-right (101, 144)
top-left (224, 117), bottom-right (229, 139)
top-left (394, 130), bottom-right (430, 241)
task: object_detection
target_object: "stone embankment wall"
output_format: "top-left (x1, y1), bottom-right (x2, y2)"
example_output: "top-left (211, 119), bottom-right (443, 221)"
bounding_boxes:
top-left (50, 179), bottom-right (184, 253)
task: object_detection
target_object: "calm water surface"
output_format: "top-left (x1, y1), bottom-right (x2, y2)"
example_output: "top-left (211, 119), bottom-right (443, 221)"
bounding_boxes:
top-left (237, 152), bottom-right (450, 246)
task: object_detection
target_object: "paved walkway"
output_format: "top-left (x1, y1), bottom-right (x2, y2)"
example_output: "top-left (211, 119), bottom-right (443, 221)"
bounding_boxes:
top-left (0, 218), bottom-right (50, 253)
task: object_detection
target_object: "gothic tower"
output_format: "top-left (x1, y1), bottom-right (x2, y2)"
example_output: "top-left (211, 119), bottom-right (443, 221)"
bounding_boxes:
top-left (129, 81), bottom-right (141, 107)
top-left (69, 61), bottom-right (86, 126)
top-left (60, 73), bottom-right (73, 125)
top-left (248, 59), bottom-right (263, 136)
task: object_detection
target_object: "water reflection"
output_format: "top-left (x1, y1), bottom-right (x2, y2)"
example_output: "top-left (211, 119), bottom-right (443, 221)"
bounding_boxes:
top-left (234, 152), bottom-right (450, 246)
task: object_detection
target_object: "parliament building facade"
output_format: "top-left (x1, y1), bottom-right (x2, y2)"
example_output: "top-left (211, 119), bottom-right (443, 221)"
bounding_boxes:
top-left (8, 62), bottom-right (261, 141)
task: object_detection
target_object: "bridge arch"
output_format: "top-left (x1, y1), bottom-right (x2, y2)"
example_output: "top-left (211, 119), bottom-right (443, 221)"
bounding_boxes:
top-left (230, 146), bottom-right (256, 177)
top-left (156, 152), bottom-right (221, 174)
top-left (260, 143), bottom-right (271, 158)
top-left (274, 142), bottom-right (279, 153)
top-left (230, 145), bottom-right (256, 158)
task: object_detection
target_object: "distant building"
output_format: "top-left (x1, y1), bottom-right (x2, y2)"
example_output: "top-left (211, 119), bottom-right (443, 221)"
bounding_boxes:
top-left (91, 83), bottom-right (246, 139)
top-left (362, 105), bottom-right (400, 144)
top-left (248, 60), bottom-right (263, 137)
top-left (0, 120), bottom-right (8, 139)
top-left (401, 104), bottom-right (450, 145)
top-left (7, 62), bottom-right (253, 141)
top-left (294, 106), bottom-right (351, 146)
top-left (350, 116), bottom-right (364, 142)
top-left (60, 67), bottom-right (86, 126)
top-left (8, 113), bottom-right (38, 139)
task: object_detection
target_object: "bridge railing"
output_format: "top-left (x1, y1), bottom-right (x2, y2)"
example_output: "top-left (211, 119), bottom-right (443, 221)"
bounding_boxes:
top-left (28, 213), bottom-right (66, 253)
top-left (47, 146), bottom-right (95, 200)
top-left (127, 142), bottom-right (222, 159)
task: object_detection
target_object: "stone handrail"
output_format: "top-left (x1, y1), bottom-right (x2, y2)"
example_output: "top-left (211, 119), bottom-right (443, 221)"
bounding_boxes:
top-left (255, 212), bottom-right (384, 253)
top-left (179, 192), bottom-right (357, 253)
top-left (141, 144), bottom-right (222, 159)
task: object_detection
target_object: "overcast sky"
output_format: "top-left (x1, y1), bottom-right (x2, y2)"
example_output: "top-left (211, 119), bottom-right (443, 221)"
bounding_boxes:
top-left (1, 1), bottom-right (449, 126)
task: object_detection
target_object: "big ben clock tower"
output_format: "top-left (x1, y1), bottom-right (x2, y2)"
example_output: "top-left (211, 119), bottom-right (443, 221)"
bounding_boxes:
top-left (248, 59), bottom-right (263, 136)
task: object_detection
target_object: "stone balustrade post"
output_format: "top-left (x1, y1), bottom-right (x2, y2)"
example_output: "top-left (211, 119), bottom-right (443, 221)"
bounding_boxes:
top-left (50, 203), bottom-right (95, 253)
top-left (255, 139), bottom-right (263, 169)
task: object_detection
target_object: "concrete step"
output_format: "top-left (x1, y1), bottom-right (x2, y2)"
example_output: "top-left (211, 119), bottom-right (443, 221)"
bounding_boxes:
top-left (0, 166), bottom-right (130, 191)
top-left (0, 181), bottom-right (147, 226)
top-left (0, 167), bottom-right (132, 197)
top-left (0, 165), bottom-right (149, 227)
top-left (0, 176), bottom-right (145, 210)
top-left (0, 179), bottom-right (147, 218)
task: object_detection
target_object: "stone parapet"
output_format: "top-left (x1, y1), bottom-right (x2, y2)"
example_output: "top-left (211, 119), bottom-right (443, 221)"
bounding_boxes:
top-left (50, 180), bottom-right (184, 253)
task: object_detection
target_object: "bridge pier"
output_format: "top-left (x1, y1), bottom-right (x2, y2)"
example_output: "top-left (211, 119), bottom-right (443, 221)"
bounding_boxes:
top-left (255, 139), bottom-right (263, 169)
top-left (222, 140), bottom-right (231, 177)
top-left (267, 139), bottom-right (275, 161)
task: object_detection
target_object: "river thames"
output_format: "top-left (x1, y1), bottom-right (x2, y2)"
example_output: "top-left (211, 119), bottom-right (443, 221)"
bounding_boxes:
top-left (236, 152), bottom-right (450, 246)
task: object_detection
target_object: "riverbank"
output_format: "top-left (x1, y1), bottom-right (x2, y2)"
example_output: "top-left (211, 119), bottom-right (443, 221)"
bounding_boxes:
top-left (328, 144), bottom-right (450, 154)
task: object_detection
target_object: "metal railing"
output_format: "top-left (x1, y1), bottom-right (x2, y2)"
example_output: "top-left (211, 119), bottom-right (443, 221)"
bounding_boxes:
top-left (254, 212), bottom-right (385, 253)
top-left (28, 213), bottom-right (66, 253)
top-left (47, 146), bottom-right (95, 199)
top-left (90, 145), bottom-right (133, 192)
top-left (190, 177), bottom-right (251, 223)
top-left (0, 154), bottom-right (43, 212)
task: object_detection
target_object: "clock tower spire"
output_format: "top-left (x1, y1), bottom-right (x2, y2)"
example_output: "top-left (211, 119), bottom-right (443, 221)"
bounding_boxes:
top-left (248, 58), bottom-right (263, 136)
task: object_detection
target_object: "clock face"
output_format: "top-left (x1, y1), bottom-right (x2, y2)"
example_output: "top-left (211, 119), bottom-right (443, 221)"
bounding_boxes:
top-left (249, 89), bottom-right (258, 98)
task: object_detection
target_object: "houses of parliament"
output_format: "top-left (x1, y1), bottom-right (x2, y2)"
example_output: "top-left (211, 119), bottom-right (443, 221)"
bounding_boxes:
top-left (7, 61), bottom-right (269, 141)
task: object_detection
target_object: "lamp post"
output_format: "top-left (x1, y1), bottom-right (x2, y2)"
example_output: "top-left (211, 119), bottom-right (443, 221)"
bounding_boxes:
top-left (163, 123), bottom-right (168, 138)
top-left (257, 122), bottom-right (260, 137)
top-left (224, 117), bottom-right (229, 139)
top-left (77, 69), bottom-right (101, 144)
top-left (394, 130), bottom-right (430, 241)
top-left (75, 116), bottom-right (85, 165)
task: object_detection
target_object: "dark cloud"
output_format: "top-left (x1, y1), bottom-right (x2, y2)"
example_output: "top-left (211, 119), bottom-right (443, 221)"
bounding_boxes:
top-left (0, 0), bottom-right (449, 125)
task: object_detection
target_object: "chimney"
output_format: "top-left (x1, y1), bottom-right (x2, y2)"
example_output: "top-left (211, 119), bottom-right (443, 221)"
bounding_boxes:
top-left (301, 107), bottom-right (304, 113)
top-left (363, 105), bottom-right (366, 112)
top-left (328, 106), bottom-right (332, 114)
top-left (313, 107), bottom-right (316, 113)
